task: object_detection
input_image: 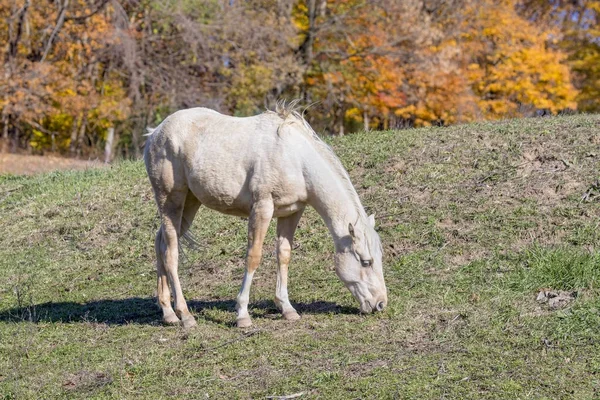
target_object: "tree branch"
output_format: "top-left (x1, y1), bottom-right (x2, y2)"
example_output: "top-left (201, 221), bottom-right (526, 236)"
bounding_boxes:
top-left (40, 0), bottom-right (70, 62)
top-left (6, 0), bottom-right (30, 64)
top-left (25, 120), bottom-right (60, 137)
top-left (65, 0), bottom-right (110, 23)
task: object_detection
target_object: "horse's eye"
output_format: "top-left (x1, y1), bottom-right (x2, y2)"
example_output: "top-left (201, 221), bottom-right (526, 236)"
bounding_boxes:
top-left (361, 259), bottom-right (372, 268)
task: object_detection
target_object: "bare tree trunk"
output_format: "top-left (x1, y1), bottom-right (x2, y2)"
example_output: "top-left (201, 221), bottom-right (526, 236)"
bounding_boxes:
top-left (3, 0), bottom-right (30, 153)
top-left (133, 108), bottom-right (154, 159)
top-left (69, 113), bottom-right (82, 155)
top-left (363, 111), bottom-right (369, 132)
top-left (104, 127), bottom-right (115, 163)
top-left (338, 93), bottom-right (345, 136)
top-left (304, 0), bottom-right (316, 65)
top-left (131, 127), bottom-right (142, 158)
top-left (6, 0), bottom-right (30, 63)
top-left (12, 124), bottom-right (19, 153)
top-left (1, 114), bottom-right (9, 153)
top-left (334, 102), bottom-right (345, 137)
top-left (76, 114), bottom-right (87, 158)
top-left (300, 0), bottom-right (318, 102)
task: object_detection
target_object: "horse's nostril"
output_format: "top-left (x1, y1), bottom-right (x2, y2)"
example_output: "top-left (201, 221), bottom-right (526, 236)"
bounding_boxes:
top-left (376, 301), bottom-right (385, 312)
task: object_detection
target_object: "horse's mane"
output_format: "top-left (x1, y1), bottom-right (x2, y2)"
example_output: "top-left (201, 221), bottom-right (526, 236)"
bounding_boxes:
top-left (272, 100), bottom-right (367, 221)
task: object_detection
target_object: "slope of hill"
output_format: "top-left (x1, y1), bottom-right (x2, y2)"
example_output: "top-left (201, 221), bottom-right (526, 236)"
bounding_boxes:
top-left (1, 115), bottom-right (599, 398)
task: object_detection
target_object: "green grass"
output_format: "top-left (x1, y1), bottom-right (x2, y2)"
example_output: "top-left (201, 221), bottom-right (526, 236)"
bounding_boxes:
top-left (1, 114), bottom-right (600, 398)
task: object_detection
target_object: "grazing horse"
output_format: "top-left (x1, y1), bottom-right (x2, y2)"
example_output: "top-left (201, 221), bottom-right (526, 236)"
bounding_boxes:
top-left (144, 104), bottom-right (388, 328)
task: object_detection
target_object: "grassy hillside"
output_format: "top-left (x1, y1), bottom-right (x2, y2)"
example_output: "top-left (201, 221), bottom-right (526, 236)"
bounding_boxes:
top-left (1, 115), bottom-right (599, 399)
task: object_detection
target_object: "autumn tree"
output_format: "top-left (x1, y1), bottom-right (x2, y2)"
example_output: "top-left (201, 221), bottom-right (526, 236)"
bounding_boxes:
top-left (294, 0), bottom-right (412, 134)
top-left (0, 0), bottom-right (593, 156)
top-left (461, 0), bottom-right (578, 119)
top-left (520, 0), bottom-right (600, 112)
top-left (1, 0), bottom-right (130, 155)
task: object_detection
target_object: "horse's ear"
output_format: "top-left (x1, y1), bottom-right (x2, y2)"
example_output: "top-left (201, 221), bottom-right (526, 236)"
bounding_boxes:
top-left (348, 223), bottom-right (355, 239)
top-left (368, 214), bottom-right (376, 227)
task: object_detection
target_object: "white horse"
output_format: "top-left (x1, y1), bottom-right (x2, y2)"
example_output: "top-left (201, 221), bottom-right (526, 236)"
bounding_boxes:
top-left (144, 104), bottom-right (388, 328)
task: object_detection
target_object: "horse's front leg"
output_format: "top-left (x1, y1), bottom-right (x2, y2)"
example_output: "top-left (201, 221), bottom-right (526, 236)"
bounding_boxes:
top-left (275, 210), bottom-right (304, 321)
top-left (236, 199), bottom-right (274, 328)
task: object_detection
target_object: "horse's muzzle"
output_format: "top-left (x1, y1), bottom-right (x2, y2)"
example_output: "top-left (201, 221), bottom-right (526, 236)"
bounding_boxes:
top-left (360, 299), bottom-right (386, 313)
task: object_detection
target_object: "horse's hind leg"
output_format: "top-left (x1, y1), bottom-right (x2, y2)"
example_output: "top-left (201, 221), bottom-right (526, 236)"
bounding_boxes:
top-left (155, 191), bottom-right (201, 327)
top-left (155, 189), bottom-right (199, 328)
top-left (155, 227), bottom-right (179, 325)
top-left (236, 199), bottom-right (274, 328)
top-left (275, 209), bottom-right (304, 321)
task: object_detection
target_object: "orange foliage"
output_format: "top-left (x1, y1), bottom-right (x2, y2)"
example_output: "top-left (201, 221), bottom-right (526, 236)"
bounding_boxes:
top-left (1, 0), bottom-right (130, 153)
top-left (0, 0), bottom-right (595, 153)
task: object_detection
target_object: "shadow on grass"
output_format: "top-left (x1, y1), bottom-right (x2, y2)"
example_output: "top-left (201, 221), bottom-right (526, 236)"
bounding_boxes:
top-left (0, 297), bottom-right (358, 325)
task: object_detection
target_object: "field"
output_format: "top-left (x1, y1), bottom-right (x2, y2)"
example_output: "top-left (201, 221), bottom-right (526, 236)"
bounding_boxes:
top-left (1, 115), bottom-right (599, 399)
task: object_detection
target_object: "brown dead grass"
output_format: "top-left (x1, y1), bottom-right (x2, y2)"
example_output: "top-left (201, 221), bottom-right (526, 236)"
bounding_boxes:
top-left (0, 153), bottom-right (102, 175)
top-left (63, 370), bottom-right (112, 393)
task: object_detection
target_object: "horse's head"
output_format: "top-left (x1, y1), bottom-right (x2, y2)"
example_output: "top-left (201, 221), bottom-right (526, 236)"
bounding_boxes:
top-left (335, 214), bottom-right (388, 313)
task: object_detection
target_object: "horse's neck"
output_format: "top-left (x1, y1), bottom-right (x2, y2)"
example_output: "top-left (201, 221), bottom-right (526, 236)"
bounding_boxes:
top-left (306, 162), bottom-right (365, 248)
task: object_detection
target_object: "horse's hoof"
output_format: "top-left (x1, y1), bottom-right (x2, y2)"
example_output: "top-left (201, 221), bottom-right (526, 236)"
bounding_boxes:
top-left (181, 316), bottom-right (197, 329)
top-left (163, 313), bottom-right (180, 325)
top-left (282, 311), bottom-right (301, 321)
top-left (236, 317), bottom-right (252, 328)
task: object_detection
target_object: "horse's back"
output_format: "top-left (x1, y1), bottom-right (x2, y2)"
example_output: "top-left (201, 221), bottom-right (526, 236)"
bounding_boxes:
top-left (145, 108), bottom-right (309, 217)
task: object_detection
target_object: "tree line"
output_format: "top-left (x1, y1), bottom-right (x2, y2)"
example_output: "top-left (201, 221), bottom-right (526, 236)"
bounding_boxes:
top-left (1, 0), bottom-right (598, 158)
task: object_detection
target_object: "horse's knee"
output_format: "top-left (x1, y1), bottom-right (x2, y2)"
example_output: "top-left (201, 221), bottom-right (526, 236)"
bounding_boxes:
top-left (247, 248), bottom-right (262, 273)
top-left (277, 239), bottom-right (292, 266)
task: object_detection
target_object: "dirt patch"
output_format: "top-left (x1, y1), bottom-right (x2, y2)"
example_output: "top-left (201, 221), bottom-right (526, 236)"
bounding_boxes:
top-left (0, 153), bottom-right (102, 175)
top-left (63, 370), bottom-right (112, 392)
top-left (536, 290), bottom-right (577, 309)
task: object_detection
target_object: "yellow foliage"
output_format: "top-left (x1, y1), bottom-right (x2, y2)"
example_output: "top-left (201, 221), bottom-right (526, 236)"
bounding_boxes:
top-left (462, 0), bottom-right (578, 119)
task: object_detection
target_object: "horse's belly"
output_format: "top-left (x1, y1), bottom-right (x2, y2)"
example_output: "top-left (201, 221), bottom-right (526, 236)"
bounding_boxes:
top-left (188, 174), bottom-right (252, 216)
top-left (194, 190), bottom-right (251, 216)
top-left (186, 154), bottom-right (307, 218)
